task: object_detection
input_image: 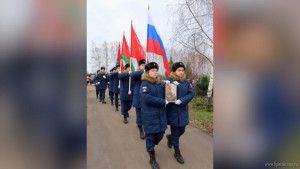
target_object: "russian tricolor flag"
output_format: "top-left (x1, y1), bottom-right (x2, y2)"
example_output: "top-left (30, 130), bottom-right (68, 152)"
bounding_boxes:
top-left (147, 14), bottom-right (171, 77)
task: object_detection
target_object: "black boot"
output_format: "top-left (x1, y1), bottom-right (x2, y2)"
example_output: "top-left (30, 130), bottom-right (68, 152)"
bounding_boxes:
top-left (115, 105), bottom-right (119, 111)
top-left (174, 146), bottom-right (184, 164)
top-left (123, 115), bottom-right (128, 124)
top-left (102, 99), bottom-right (106, 104)
top-left (126, 113), bottom-right (129, 118)
top-left (111, 100), bottom-right (113, 106)
top-left (99, 98), bottom-right (102, 102)
top-left (138, 125), bottom-right (145, 139)
top-left (148, 151), bottom-right (160, 169)
top-left (166, 134), bottom-right (172, 148)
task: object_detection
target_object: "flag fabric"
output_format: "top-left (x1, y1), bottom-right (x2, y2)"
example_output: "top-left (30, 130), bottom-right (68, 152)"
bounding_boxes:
top-left (116, 43), bottom-right (124, 71)
top-left (146, 13), bottom-right (171, 76)
top-left (122, 35), bottom-right (135, 71)
top-left (131, 23), bottom-right (146, 63)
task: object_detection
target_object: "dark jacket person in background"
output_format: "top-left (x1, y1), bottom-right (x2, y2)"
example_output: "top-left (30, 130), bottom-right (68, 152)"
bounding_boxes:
top-left (118, 64), bottom-right (133, 124)
top-left (131, 59), bottom-right (146, 139)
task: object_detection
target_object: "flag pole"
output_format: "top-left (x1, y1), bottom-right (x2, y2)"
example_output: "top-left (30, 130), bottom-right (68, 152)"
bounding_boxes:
top-left (119, 34), bottom-right (124, 89)
top-left (130, 20), bottom-right (132, 71)
top-left (146, 4), bottom-right (150, 64)
top-left (128, 21), bottom-right (132, 95)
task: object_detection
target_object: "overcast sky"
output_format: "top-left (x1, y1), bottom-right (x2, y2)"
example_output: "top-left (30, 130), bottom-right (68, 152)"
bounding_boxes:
top-left (87, 0), bottom-right (176, 73)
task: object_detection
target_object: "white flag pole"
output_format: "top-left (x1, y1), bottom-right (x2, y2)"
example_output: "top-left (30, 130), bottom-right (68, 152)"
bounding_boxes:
top-left (146, 4), bottom-right (150, 64)
top-left (128, 21), bottom-right (132, 95)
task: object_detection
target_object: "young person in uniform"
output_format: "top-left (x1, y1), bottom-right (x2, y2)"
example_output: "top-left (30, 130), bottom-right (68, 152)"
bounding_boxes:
top-left (130, 59), bottom-right (146, 139)
top-left (165, 62), bottom-right (194, 164)
top-left (140, 62), bottom-right (169, 169)
top-left (97, 67), bottom-right (108, 104)
top-left (93, 70), bottom-right (100, 99)
top-left (107, 67), bottom-right (115, 106)
top-left (118, 64), bottom-right (133, 124)
top-left (109, 65), bottom-right (121, 111)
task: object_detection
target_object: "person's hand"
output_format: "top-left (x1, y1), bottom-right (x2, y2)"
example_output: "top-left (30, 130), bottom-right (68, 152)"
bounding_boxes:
top-left (128, 90), bottom-right (132, 95)
top-left (173, 81), bottom-right (179, 85)
top-left (119, 71), bottom-right (121, 73)
top-left (165, 100), bottom-right (169, 105)
top-left (129, 71), bottom-right (132, 75)
top-left (103, 76), bottom-right (106, 79)
top-left (175, 100), bottom-right (182, 105)
top-left (164, 80), bottom-right (170, 84)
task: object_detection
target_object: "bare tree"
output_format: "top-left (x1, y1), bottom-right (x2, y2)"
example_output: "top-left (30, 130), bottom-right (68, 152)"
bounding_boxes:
top-left (169, 0), bottom-right (214, 103)
top-left (170, 0), bottom-right (213, 66)
top-left (109, 41), bottom-right (119, 70)
top-left (102, 41), bottom-right (109, 70)
top-left (90, 41), bottom-right (101, 73)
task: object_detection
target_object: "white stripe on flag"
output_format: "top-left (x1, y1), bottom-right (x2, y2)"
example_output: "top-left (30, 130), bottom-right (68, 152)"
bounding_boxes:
top-left (148, 13), bottom-right (155, 26)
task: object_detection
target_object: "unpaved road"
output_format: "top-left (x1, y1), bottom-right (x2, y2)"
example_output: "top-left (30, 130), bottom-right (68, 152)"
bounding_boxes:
top-left (87, 85), bottom-right (213, 169)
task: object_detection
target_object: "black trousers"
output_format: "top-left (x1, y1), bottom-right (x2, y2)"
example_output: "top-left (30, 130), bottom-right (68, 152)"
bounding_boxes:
top-left (109, 91), bottom-right (114, 103)
top-left (114, 93), bottom-right (119, 106)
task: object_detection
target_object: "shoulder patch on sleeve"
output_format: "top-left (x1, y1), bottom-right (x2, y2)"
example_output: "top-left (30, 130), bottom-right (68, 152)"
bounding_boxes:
top-left (142, 86), bottom-right (147, 92)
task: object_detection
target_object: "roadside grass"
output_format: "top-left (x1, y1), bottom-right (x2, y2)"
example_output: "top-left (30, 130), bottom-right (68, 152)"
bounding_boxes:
top-left (189, 96), bottom-right (213, 135)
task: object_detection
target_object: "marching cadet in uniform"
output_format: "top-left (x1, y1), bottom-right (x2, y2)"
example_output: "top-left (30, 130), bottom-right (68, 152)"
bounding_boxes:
top-left (97, 67), bottom-right (108, 104)
top-left (130, 59), bottom-right (146, 139)
top-left (118, 64), bottom-right (133, 124)
top-left (107, 67), bottom-right (115, 106)
top-left (165, 62), bottom-right (194, 164)
top-left (109, 65), bottom-right (121, 111)
top-left (93, 70), bottom-right (100, 99)
top-left (140, 62), bottom-right (169, 169)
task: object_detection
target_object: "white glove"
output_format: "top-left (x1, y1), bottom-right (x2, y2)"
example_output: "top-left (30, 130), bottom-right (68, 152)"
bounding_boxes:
top-left (128, 90), bottom-right (132, 95)
top-left (129, 71), bottom-right (132, 75)
top-left (175, 100), bottom-right (182, 105)
top-left (119, 71), bottom-right (121, 73)
top-left (173, 81), bottom-right (180, 85)
top-left (103, 76), bottom-right (106, 79)
top-left (97, 82), bottom-right (100, 85)
top-left (165, 100), bottom-right (169, 105)
top-left (164, 80), bottom-right (170, 84)
top-left (144, 70), bottom-right (145, 73)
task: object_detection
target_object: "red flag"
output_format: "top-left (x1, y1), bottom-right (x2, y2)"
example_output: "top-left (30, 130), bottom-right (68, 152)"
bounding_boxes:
top-left (131, 23), bottom-right (146, 62)
top-left (117, 43), bottom-right (124, 71)
top-left (122, 34), bottom-right (134, 71)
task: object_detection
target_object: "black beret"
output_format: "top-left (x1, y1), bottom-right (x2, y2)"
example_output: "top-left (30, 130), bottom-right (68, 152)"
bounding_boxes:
top-left (145, 62), bottom-right (159, 72)
top-left (97, 70), bottom-right (100, 73)
top-left (172, 62), bottom-right (185, 72)
top-left (115, 64), bottom-right (120, 68)
top-left (101, 67), bottom-right (105, 70)
top-left (124, 64), bottom-right (130, 70)
top-left (138, 59), bottom-right (146, 66)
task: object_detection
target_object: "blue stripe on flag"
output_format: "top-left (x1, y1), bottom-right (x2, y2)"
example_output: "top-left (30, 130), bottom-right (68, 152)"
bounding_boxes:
top-left (147, 24), bottom-right (168, 61)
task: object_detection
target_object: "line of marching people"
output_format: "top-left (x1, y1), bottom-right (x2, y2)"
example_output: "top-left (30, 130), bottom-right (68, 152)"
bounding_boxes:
top-left (93, 60), bottom-right (194, 169)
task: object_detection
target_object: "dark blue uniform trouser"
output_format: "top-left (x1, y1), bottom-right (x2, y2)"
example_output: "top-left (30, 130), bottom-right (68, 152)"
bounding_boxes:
top-left (121, 100), bottom-right (132, 116)
top-left (109, 91), bottom-right (114, 102)
top-left (135, 108), bottom-right (142, 126)
top-left (96, 89), bottom-right (100, 97)
top-left (170, 126), bottom-right (186, 147)
top-left (114, 93), bottom-right (119, 106)
top-left (99, 89), bottom-right (106, 99)
top-left (145, 131), bottom-right (165, 152)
